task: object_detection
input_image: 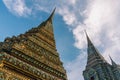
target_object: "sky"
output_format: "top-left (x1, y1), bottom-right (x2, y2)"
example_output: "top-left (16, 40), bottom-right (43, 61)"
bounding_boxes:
top-left (0, 0), bottom-right (120, 80)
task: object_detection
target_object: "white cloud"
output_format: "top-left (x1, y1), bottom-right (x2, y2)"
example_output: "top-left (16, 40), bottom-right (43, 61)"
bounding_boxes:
top-left (65, 51), bottom-right (86, 80)
top-left (2, 0), bottom-right (31, 17)
top-left (58, 7), bottom-right (77, 26)
top-left (78, 0), bottom-right (120, 63)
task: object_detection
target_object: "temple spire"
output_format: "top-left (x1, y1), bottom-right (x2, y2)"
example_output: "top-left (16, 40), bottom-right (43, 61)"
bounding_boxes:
top-left (38, 8), bottom-right (56, 33)
top-left (85, 30), bottom-right (94, 47)
top-left (46, 8), bottom-right (56, 23)
top-left (85, 31), bottom-right (103, 55)
top-left (109, 55), bottom-right (117, 66)
top-left (84, 30), bottom-right (98, 55)
top-left (85, 31), bottom-right (107, 69)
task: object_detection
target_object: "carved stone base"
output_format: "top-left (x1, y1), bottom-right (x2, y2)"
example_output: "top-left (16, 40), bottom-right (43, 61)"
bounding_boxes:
top-left (0, 67), bottom-right (30, 80)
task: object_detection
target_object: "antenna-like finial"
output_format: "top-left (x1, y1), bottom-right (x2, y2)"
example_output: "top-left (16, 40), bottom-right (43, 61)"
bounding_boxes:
top-left (47, 7), bottom-right (56, 22)
top-left (109, 55), bottom-right (117, 66)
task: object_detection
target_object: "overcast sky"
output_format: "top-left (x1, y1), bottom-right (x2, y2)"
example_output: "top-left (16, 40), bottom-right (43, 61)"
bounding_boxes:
top-left (0, 0), bottom-right (120, 80)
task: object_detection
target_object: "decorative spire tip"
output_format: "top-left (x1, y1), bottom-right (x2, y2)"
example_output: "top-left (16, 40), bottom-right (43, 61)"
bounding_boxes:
top-left (47, 8), bottom-right (56, 22)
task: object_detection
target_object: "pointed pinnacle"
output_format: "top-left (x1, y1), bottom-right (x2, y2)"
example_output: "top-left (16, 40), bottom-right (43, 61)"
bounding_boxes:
top-left (85, 30), bottom-right (88, 39)
top-left (109, 55), bottom-right (117, 66)
top-left (47, 8), bottom-right (56, 22)
top-left (109, 55), bottom-right (112, 61)
top-left (84, 30), bottom-right (93, 45)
